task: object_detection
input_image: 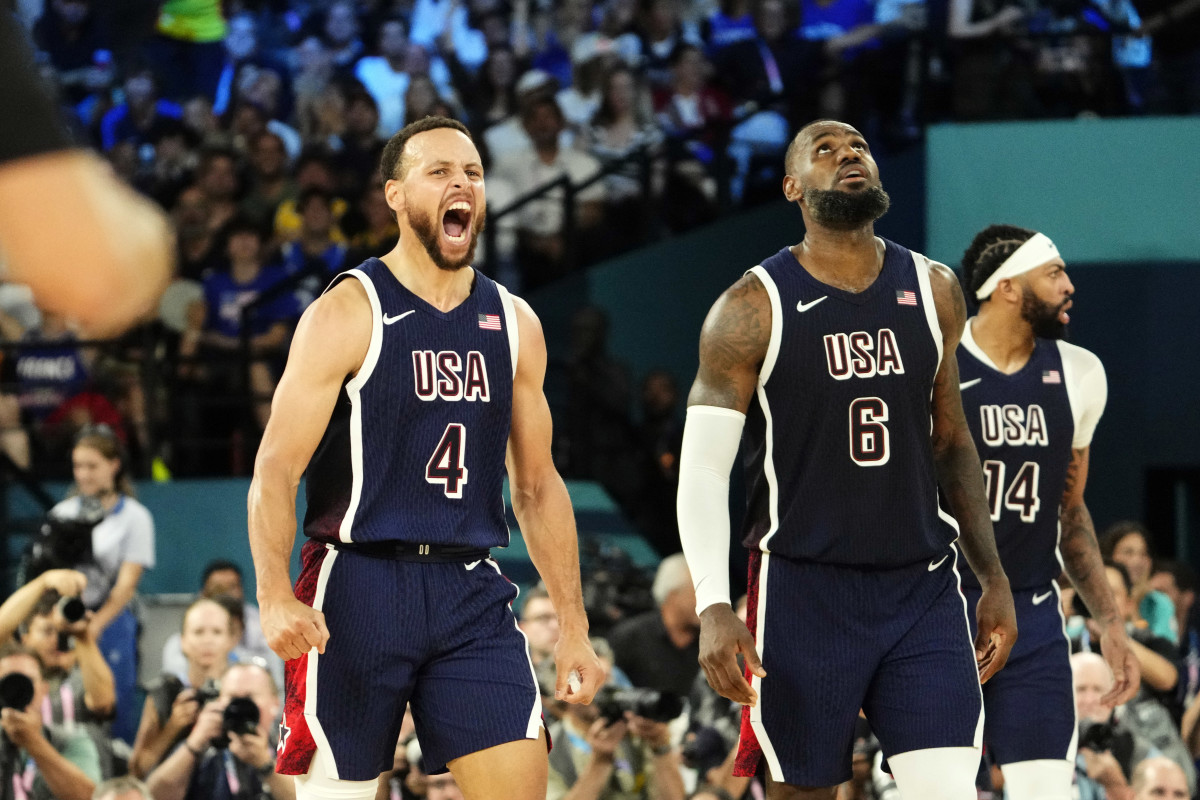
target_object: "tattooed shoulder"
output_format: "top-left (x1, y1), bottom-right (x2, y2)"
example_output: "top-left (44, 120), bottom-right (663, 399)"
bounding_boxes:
top-left (692, 273), bottom-right (770, 410)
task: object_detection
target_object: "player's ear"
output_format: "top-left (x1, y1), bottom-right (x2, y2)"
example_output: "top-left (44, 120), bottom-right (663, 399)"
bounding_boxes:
top-left (384, 179), bottom-right (405, 217)
top-left (782, 174), bottom-right (802, 203)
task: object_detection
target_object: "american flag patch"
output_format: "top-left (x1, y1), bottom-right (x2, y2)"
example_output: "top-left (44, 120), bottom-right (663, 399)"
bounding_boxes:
top-left (1043, 370), bottom-right (1061, 384)
top-left (896, 290), bottom-right (918, 306)
top-left (478, 313), bottom-right (501, 330)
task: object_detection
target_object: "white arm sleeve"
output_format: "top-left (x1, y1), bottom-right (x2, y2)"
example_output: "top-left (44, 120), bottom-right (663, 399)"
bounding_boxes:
top-left (677, 404), bottom-right (746, 616)
top-left (1058, 341), bottom-right (1107, 449)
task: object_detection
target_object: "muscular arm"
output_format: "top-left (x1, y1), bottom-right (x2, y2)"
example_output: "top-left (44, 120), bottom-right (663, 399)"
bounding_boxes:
top-left (928, 264), bottom-right (1006, 586)
top-left (506, 296), bottom-right (605, 703)
top-left (248, 280), bottom-right (370, 660)
top-left (686, 273), bottom-right (769, 412)
top-left (928, 263), bottom-right (1016, 679)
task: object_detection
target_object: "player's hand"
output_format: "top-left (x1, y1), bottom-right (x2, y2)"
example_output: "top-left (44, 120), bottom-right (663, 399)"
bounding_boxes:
top-left (698, 603), bottom-right (765, 707)
top-left (553, 632), bottom-right (606, 704)
top-left (261, 593), bottom-right (330, 661)
top-left (974, 578), bottom-right (1017, 684)
top-left (38, 569), bottom-right (88, 598)
top-left (1097, 621), bottom-right (1141, 706)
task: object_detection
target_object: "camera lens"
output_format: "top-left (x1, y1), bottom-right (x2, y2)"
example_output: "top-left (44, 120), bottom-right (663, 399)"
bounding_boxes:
top-left (56, 596), bottom-right (86, 624)
top-left (0, 673), bottom-right (35, 711)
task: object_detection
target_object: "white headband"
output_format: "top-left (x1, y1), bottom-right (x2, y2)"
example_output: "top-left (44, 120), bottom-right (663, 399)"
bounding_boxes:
top-left (974, 232), bottom-right (1061, 300)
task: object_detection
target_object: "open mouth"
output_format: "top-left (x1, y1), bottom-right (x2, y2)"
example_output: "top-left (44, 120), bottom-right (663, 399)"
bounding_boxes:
top-left (838, 167), bottom-right (867, 184)
top-left (442, 201), bottom-right (471, 244)
top-left (1058, 300), bottom-right (1072, 324)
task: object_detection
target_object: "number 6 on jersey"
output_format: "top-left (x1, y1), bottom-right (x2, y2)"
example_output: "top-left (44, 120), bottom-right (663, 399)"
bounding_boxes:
top-left (427, 423), bottom-right (468, 498)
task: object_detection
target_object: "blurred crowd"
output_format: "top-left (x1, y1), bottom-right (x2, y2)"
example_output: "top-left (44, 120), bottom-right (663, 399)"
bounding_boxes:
top-left (3, 444), bottom-right (1200, 800)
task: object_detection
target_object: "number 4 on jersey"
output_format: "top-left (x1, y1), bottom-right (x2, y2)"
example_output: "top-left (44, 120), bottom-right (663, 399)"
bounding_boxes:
top-left (427, 423), bottom-right (468, 498)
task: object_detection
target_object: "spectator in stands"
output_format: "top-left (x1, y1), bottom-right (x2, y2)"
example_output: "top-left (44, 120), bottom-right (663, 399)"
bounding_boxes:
top-left (333, 89), bottom-right (386, 198)
top-left (1135, 0), bottom-right (1200, 113)
top-left (608, 553), bottom-right (700, 698)
top-left (0, 569), bottom-right (118, 779)
top-left (1098, 561), bottom-right (1180, 708)
top-left (144, 661), bottom-right (295, 800)
top-left (147, 0), bottom-right (227, 100)
top-left (273, 149), bottom-right (348, 244)
top-left (1149, 560), bottom-right (1199, 705)
top-left (402, 72), bottom-right (457, 127)
top-left (191, 147), bottom-right (242, 238)
top-left (92, 775), bottom-right (154, 800)
top-left (161, 559), bottom-right (283, 689)
top-left (557, 38), bottom-right (616, 134)
top-left (518, 586), bottom-right (561, 668)
top-left (211, 13), bottom-right (290, 118)
top-left (493, 95), bottom-right (606, 288)
top-left (1073, 650), bottom-right (1145, 797)
top-left (172, 187), bottom-right (223, 282)
top-left (281, 187), bottom-right (349, 309)
top-left (636, 0), bottom-right (703, 90)
top-left (1132, 756), bottom-right (1190, 800)
top-left (701, 0), bottom-right (756, 48)
top-left (632, 369), bottom-right (682, 554)
top-left (239, 131), bottom-right (295, 230)
top-left (321, 0), bottom-right (365, 71)
top-left (49, 425), bottom-right (154, 745)
top-left (584, 64), bottom-right (663, 256)
top-left (33, 0), bottom-right (116, 106)
top-left (0, 641), bottom-right (101, 800)
top-left (346, 184), bottom-right (401, 266)
top-left (426, 771), bottom-right (467, 800)
top-left (356, 17), bottom-right (455, 138)
top-left (99, 66), bottom-right (183, 153)
top-left (458, 45), bottom-right (526, 135)
top-left (130, 596), bottom-right (237, 777)
top-left (945, 0), bottom-right (1035, 120)
top-left (290, 35), bottom-right (336, 126)
top-left (545, 677), bottom-right (686, 800)
top-left (1103, 521), bottom-right (1178, 643)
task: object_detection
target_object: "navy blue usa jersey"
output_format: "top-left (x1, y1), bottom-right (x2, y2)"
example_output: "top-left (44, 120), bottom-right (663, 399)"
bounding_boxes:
top-left (741, 240), bottom-right (959, 566)
top-left (303, 258), bottom-right (518, 548)
top-left (956, 322), bottom-right (1107, 590)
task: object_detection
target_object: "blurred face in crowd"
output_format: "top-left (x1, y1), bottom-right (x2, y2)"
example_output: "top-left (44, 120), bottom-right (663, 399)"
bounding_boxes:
top-left (53, 0), bottom-right (89, 26)
top-left (523, 100), bottom-right (564, 151)
top-left (1111, 532), bottom-right (1152, 585)
top-left (226, 15), bottom-right (258, 60)
top-left (220, 665), bottom-right (279, 738)
top-left (1072, 653), bottom-right (1112, 723)
top-left (23, 613), bottom-right (74, 672)
top-left (404, 43), bottom-right (433, 77)
top-left (1134, 759), bottom-right (1189, 800)
top-left (297, 160), bottom-right (336, 192)
top-left (519, 597), bottom-right (560, 659)
top-left (379, 20), bottom-right (407, 59)
top-left (203, 568), bottom-right (244, 602)
top-left (405, 76), bottom-right (439, 120)
top-left (756, 0), bottom-right (787, 40)
top-left (672, 46), bottom-right (709, 92)
top-left (300, 196), bottom-right (334, 239)
top-left (252, 134), bottom-right (287, 180)
top-left (361, 188), bottom-right (395, 232)
top-left (324, 2), bottom-right (359, 46)
top-left (125, 72), bottom-right (156, 108)
top-left (388, 127), bottom-right (486, 272)
top-left (347, 96), bottom-right (380, 136)
top-left (426, 773), bottom-right (465, 800)
top-left (0, 653), bottom-right (45, 713)
top-left (486, 48), bottom-right (517, 90)
top-left (605, 68), bottom-right (637, 118)
top-left (180, 600), bottom-right (235, 673)
top-left (72, 443), bottom-right (120, 497)
top-left (200, 155), bottom-right (239, 201)
top-left (296, 36), bottom-right (331, 74)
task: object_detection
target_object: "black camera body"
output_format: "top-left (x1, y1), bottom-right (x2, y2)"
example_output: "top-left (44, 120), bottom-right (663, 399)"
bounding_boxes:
top-left (212, 697), bottom-right (261, 750)
top-left (594, 686), bottom-right (683, 724)
top-left (21, 504), bottom-right (103, 583)
top-left (193, 677), bottom-right (221, 708)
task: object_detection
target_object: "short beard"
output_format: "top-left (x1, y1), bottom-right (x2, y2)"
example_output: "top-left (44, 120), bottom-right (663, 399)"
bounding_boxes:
top-left (804, 185), bottom-right (891, 230)
top-left (1020, 289), bottom-right (1069, 340)
top-left (407, 205), bottom-right (485, 272)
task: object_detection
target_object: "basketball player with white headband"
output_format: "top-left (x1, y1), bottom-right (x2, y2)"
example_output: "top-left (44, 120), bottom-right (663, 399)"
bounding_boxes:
top-left (955, 224), bottom-right (1139, 799)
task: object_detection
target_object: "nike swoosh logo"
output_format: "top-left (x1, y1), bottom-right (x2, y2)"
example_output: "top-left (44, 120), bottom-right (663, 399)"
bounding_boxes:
top-left (928, 555), bottom-right (948, 571)
top-left (1032, 590), bottom-right (1054, 605)
top-left (796, 296), bottom-right (828, 313)
top-left (383, 310), bottom-right (417, 325)
top-left (959, 378), bottom-right (982, 391)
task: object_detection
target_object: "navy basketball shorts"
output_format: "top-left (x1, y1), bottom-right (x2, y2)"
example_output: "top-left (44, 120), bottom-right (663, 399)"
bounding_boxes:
top-left (276, 539), bottom-right (543, 780)
top-left (963, 583), bottom-right (1077, 765)
top-left (734, 546), bottom-right (983, 787)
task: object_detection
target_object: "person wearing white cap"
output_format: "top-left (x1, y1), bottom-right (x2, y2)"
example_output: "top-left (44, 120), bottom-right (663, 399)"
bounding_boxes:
top-left (955, 224), bottom-right (1141, 800)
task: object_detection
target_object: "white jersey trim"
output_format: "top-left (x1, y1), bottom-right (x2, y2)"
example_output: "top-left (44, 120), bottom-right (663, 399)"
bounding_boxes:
top-left (749, 553), bottom-right (786, 782)
top-left (911, 252), bottom-right (945, 372)
top-left (304, 545), bottom-right (340, 779)
top-left (338, 269), bottom-right (385, 543)
top-left (947, 543), bottom-right (986, 748)
top-left (1056, 341), bottom-right (1107, 449)
top-left (959, 318), bottom-right (1000, 371)
top-left (1053, 579), bottom-right (1081, 763)
top-left (488, 560), bottom-right (545, 739)
top-left (496, 283), bottom-right (520, 379)
top-left (746, 266), bottom-right (783, 385)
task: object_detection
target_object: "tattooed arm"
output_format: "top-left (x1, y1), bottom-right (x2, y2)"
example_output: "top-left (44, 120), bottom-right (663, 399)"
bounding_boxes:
top-left (1061, 446), bottom-right (1140, 705)
top-left (679, 273), bottom-right (770, 706)
top-left (928, 262), bottom-right (1017, 682)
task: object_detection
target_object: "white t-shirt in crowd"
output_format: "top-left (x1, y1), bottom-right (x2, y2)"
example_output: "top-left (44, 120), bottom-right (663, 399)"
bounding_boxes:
top-left (51, 494), bottom-right (156, 609)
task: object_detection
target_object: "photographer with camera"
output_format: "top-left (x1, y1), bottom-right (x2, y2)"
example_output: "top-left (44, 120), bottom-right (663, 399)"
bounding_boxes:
top-left (1072, 651), bottom-right (1156, 800)
top-left (130, 596), bottom-right (237, 778)
top-left (145, 661), bottom-right (294, 800)
top-left (0, 569), bottom-right (118, 779)
top-left (546, 646), bottom-right (686, 800)
top-left (0, 641), bottom-right (101, 800)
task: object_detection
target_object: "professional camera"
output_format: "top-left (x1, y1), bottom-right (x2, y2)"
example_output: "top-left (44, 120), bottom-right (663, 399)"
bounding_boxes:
top-left (210, 697), bottom-right (261, 749)
top-left (20, 502), bottom-right (104, 583)
top-left (193, 678), bottom-right (221, 708)
top-left (594, 686), bottom-right (683, 724)
top-left (55, 596), bottom-right (86, 624)
top-left (1078, 719), bottom-right (1115, 752)
top-left (0, 674), bottom-right (34, 712)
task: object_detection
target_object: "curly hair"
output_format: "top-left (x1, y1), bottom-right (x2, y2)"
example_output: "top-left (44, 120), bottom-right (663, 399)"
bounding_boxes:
top-left (960, 224), bottom-right (1038, 301)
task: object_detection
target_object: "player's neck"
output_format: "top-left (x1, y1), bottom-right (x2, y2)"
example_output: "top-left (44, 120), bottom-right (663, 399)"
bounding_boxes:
top-left (969, 310), bottom-right (1035, 374)
top-left (381, 241), bottom-right (475, 312)
top-left (793, 226), bottom-right (883, 293)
